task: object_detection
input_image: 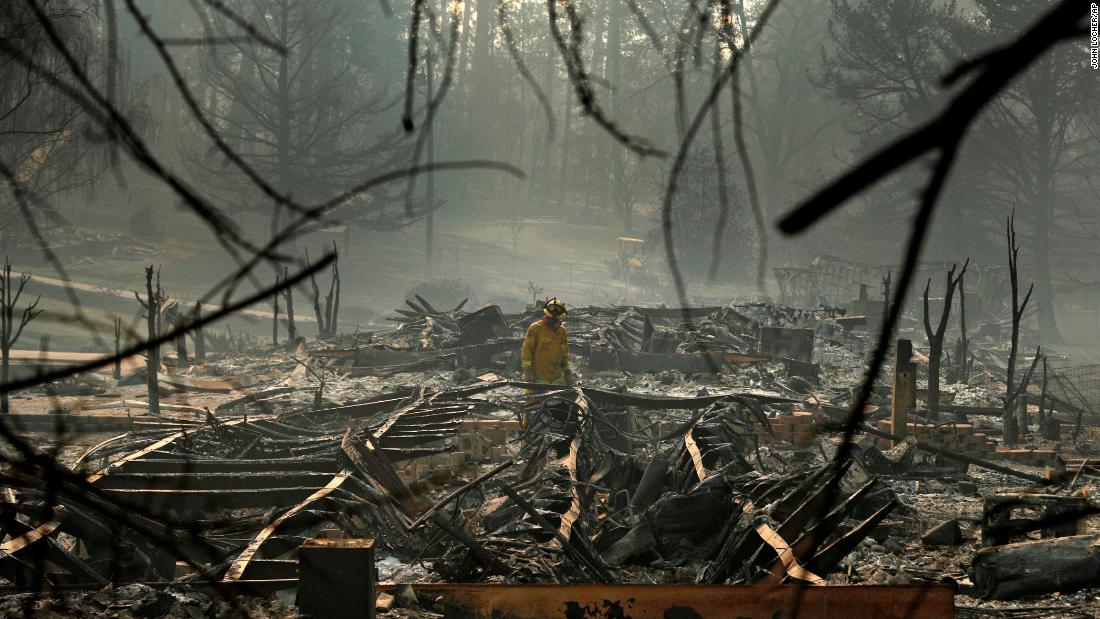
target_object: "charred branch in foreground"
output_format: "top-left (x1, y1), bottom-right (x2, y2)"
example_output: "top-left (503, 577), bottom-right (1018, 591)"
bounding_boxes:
top-left (730, 0), bottom-right (768, 299)
top-left (546, 0), bottom-right (666, 158)
top-left (706, 1), bottom-right (733, 287)
top-left (777, 1), bottom-right (1086, 236)
top-left (662, 0), bottom-right (783, 377)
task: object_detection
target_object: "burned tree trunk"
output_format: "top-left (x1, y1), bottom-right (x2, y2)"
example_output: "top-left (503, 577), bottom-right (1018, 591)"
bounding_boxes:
top-left (191, 302), bottom-right (205, 363)
top-left (136, 266), bottom-right (160, 417)
top-left (1004, 213), bottom-right (1034, 447)
top-left (881, 270), bottom-right (892, 328)
top-left (313, 367), bottom-right (326, 409)
top-left (922, 259), bottom-right (967, 419)
top-left (1012, 348), bottom-right (1042, 438)
top-left (952, 272), bottom-right (971, 384)
top-left (113, 317), bottom-right (122, 380)
top-left (305, 245), bottom-right (342, 340)
top-left (1037, 356), bottom-right (1048, 431)
top-left (272, 274), bottom-right (280, 350)
top-left (330, 264), bottom-right (341, 337)
top-left (323, 242), bottom-right (340, 338)
top-left (282, 266), bottom-right (296, 347)
top-left (306, 250), bottom-right (327, 339)
top-left (0, 259), bottom-right (43, 414)
top-left (171, 305), bottom-right (188, 367)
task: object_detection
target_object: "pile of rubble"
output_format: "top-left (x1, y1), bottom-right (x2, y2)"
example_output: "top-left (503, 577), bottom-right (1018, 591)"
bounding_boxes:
top-left (2, 297), bottom-right (1100, 616)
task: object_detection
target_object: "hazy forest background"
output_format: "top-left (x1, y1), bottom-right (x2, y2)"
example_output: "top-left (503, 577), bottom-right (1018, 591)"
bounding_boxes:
top-left (1, 0), bottom-right (1098, 353)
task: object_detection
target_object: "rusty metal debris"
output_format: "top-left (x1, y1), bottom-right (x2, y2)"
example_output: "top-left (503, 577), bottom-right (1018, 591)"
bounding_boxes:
top-left (376, 582), bottom-right (955, 618)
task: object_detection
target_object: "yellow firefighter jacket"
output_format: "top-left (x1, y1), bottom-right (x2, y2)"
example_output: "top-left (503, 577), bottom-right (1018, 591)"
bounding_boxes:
top-left (521, 319), bottom-right (571, 384)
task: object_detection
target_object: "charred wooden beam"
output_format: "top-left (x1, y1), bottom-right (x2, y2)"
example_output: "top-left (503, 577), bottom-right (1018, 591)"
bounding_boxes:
top-left (222, 471), bottom-right (353, 582)
top-left (94, 472), bottom-right (336, 491)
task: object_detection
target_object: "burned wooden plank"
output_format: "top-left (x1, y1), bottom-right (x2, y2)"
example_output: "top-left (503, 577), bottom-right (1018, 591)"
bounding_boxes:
top-left (629, 306), bottom-right (724, 319)
top-left (377, 434), bottom-right (454, 448)
top-left (215, 387), bottom-right (298, 412)
top-left (116, 457), bottom-right (338, 475)
top-left (782, 479), bottom-right (879, 569)
top-left (0, 415), bottom-right (197, 434)
top-left (0, 421), bottom-right (221, 577)
top-left (222, 471), bottom-right (353, 581)
top-left (89, 416), bottom-right (270, 483)
top-left (754, 523), bottom-right (827, 585)
top-left (304, 396), bottom-right (409, 420)
top-left (805, 499), bottom-right (898, 576)
top-left (226, 393), bottom-right (444, 583)
top-left (94, 472), bottom-right (336, 491)
top-left (239, 558), bottom-right (297, 581)
top-left (104, 486), bottom-right (319, 511)
top-left (683, 429), bottom-right (708, 483)
top-left (0, 514), bottom-right (108, 586)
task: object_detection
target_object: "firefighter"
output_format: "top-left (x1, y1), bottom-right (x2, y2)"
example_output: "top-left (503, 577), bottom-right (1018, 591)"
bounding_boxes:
top-left (521, 297), bottom-right (575, 387)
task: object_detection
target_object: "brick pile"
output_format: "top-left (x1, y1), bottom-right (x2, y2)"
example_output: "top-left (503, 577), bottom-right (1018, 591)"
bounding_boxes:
top-left (766, 411), bottom-right (817, 448)
top-left (870, 421), bottom-right (997, 457)
top-left (992, 446), bottom-right (1059, 467)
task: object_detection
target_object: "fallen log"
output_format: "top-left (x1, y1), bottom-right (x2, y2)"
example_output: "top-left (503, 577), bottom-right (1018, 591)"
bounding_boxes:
top-left (973, 534), bottom-right (1100, 600)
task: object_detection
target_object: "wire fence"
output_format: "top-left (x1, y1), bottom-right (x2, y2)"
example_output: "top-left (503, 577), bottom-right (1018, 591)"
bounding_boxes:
top-left (1050, 364), bottom-right (1100, 417)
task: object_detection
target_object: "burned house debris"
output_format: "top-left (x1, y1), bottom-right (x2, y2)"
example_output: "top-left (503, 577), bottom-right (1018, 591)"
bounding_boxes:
top-left (1, 285), bottom-right (1099, 618)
